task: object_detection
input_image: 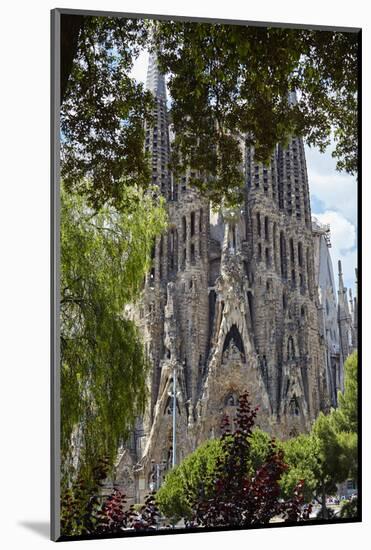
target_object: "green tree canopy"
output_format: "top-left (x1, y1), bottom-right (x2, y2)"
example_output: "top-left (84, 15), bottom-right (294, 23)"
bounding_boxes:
top-left (157, 394), bottom-right (310, 527)
top-left (156, 427), bottom-right (275, 523)
top-left (60, 184), bottom-right (167, 486)
top-left (312, 412), bottom-right (354, 494)
top-left (278, 434), bottom-right (321, 503)
top-left (61, 16), bottom-right (155, 211)
top-left (156, 438), bottom-right (223, 523)
top-left (279, 415), bottom-right (356, 517)
top-left (332, 351), bottom-right (358, 433)
top-left (60, 15), bottom-right (359, 209)
top-left (154, 23), bottom-right (358, 205)
top-left (279, 352), bottom-right (359, 516)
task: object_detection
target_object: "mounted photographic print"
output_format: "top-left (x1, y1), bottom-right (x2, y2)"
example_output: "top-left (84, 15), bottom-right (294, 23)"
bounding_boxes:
top-left (51, 8), bottom-right (361, 542)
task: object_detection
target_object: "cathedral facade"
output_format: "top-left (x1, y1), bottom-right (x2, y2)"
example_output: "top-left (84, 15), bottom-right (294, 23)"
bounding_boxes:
top-left (113, 55), bottom-right (357, 504)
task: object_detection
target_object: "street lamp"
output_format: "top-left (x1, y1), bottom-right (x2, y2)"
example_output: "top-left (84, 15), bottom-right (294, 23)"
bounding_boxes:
top-left (149, 460), bottom-right (167, 491)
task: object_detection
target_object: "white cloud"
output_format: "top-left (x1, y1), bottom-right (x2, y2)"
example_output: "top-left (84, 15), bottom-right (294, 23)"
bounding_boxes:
top-left (130, 50), bottom-right (149, 84)
top-left (305, 144), bottom-right (357, 226)
top-left (309, 172), bottom-right (357, 226)
top-left (306, 145), bottom-right (358, 294)
top-left (314, 210), bottom-right (357, 293)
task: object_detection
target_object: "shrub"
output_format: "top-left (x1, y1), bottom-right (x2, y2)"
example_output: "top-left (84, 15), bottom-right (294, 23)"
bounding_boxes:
top-left (340, 497), bottom-right (358, 518)
top-left (157, 392), bottom-right (310, 527)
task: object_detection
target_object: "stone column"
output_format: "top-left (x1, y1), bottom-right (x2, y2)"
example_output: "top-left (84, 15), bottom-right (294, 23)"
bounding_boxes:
top-left (307, 245), bottom-right (314, 298)
top-left (155, 236), bottom-right (161, 284)
top-left (298, 240), bottom-right (305, 292)
top-left (199, 208), bottom-right (204, 260)
top-left (163, 232), bottom-right (168, 280)
top-left (179, 216), bottom-right (186, 270)
top-left (294, 237), bottom-right (300, 288)
top-left (195, 210), bottom-right (200, 261)
top-left (186, 213), bottom-right (192, 270)
top-left (174, 229), bottom-right (178, 272)
top-left (273, 222), bottom-right (278, 273)
top-left (266, 216), bottom-right (271, 268)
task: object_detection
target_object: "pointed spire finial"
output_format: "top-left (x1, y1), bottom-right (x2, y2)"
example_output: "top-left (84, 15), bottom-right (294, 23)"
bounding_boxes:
top-left (338, 260), bottom-right (345, 292)
top-left (349, 289), bottom-right (354, 316)
top-left (146, 51), bottom-right (167, 101)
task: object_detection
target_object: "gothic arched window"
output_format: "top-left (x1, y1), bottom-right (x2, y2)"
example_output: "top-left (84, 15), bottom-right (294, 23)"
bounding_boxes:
top-left (191, 211), bottom-right (195, 236)
top-left (182, 216), bottom-right (186, 242)
top-left (280, 232), bottom-right (287, 279)
top-left (299, 273), bottom-right (304, 289)
top-left (265, 247), bottom-right (270, 267)
top-left (301, 305), bottom-right (306, 320)
top-left (247, 291), bottom-right (254, 327)
top-left (224, 393), bottom-right (238, 406)
top-left (290, 238), bottom-right (295, 265)
top-left (223, 324), bottom-right (246, 361)
top-left (298, 241), bottom-right (303, 267)
top-left (257, 212), bottom-right (261, 236)
top-left (190, 244), bottom-right (196, 264)
top-left (164, 396), bottom-right (173, 415)
top-left (258, 243), bottom-right (262, 262)
top-left (291, 268), bottom-right (296, 286)
top-left (289, 394), bottom-right (300, 416)
top-left (264, 216), bottom-right (269, 241)
top-left (287, 336), bottom-right (295, 360)
top-left (164, 395), bottom-right (181, 415)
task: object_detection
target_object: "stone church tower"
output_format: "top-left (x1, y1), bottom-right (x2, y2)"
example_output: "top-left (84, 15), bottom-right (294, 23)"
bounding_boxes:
top-left (337, 261), bottom-right (358, 365)
top-left (114, 55), bottom-right (348, 503)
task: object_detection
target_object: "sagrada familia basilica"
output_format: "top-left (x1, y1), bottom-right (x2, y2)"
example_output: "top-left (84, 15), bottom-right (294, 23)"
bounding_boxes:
top-left (112, 54), bottom-right (358, 503)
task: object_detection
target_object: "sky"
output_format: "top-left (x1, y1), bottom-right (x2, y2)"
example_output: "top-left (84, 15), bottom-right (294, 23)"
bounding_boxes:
top-left (305, 146), bottom-right (357, 295)
top-left (130, 51), bottom-right (358, 295)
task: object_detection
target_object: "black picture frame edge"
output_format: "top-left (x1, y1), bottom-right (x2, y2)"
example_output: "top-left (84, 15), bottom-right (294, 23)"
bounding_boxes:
top-left (56, 515), bottom-right (361, 543)
top-left (53, 6), bottom-right (361, 32)
top-left (51, 7), bottom-right (362, 542)
top-left (356, 27), bottom-right (362, 524)
top-left (51, 7), bottom-right (61, 543)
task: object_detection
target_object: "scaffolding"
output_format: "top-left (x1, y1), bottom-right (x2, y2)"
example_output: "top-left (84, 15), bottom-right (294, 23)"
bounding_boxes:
top-left (312, 217), bottom-right (332, 248)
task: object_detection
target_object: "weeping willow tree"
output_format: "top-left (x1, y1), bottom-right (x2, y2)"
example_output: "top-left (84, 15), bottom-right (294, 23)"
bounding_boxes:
top-left (60, 185), bottom-right (167, 488)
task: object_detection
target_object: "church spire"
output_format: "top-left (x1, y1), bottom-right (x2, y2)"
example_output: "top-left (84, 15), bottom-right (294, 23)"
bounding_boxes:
top-left (338, 260), bottom-right (350, 317)
top-left (143, 51), bottom-right (171, 198)
top-left (338, 260), bottom-right (345, 292)
top-left (349, 288), bottom-right (354, 317)
top-left (337, 260), bottom-right (352, 371)
top-left (146, 52), bottom-right (167, 101)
